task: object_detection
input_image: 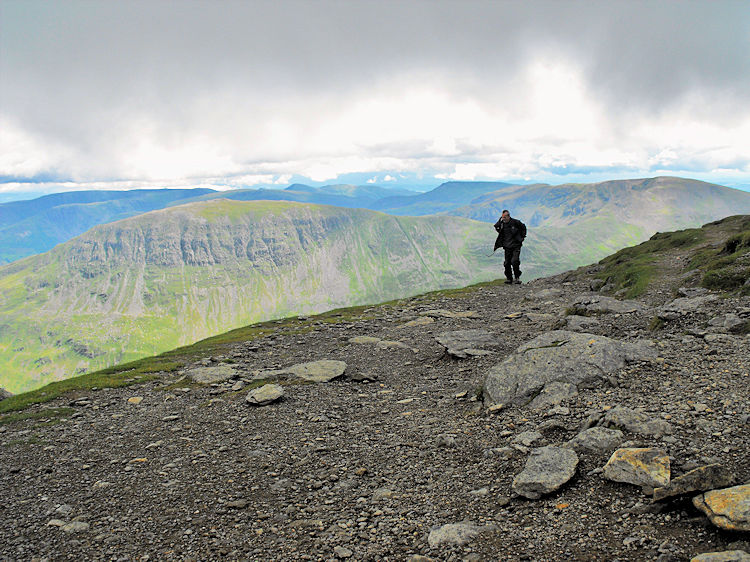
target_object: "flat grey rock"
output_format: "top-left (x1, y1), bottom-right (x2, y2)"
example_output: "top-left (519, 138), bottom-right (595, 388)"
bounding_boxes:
top-left (564, 315), bottom-right (601, 331)
top-left (246, 384), bottom-right (284, 406)
top-left (529, 382), bottom-right (578, 410)
top-left (677, 287), bottom-right (709, 297)
top-left (654, 464), bottom-right (736, 501)
top-left (571, 295), bottom-right (648, 315)
top-left (525, 288), bottom-right (562, 301)
top-left (512, 446), bottom-right (579, 499)
top-left (436, 330), bottom-right (497, 358)
top-left (599, 406), bottom-right (673, 437)
top-left (658, 295), bottom-right (719, 320)
top-left (427, 521), bottom-right (481, 548)
top-left (708, 313), bottom-right (747, 333)
top-left (512, 430), bottom-right (544, 447)
top-left (61, 521), bottom-right (90, 533)
top-left (483, 331), bottom-right (655, 406)
top-left (187, 364), bottom-right (237, 384)
top-left (565, 426), bottom-right (624, 454)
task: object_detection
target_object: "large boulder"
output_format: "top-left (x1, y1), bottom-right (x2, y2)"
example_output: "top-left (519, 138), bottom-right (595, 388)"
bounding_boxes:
top-left (0, 387), bottom-right (12, 401)
top-left (483, 330), bottom-right (655, 406)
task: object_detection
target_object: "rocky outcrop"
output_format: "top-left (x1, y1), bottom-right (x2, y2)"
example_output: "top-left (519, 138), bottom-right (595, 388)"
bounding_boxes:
top-left (483, 330), bottom-right (656, 406)
top-left (658, 295), bottom-right (719, 320)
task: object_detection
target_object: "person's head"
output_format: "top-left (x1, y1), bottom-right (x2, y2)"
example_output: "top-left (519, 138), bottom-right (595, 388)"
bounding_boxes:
top-left (501, 209), bottom-right (510, 222)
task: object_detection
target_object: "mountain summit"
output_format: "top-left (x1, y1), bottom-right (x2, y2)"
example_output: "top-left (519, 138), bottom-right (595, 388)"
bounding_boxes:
top-left (1, 216), bottom-right (748, 560)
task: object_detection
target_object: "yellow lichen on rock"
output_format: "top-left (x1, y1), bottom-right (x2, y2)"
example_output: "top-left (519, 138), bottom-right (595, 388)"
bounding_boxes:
top-left (693, 484), bottom-right (750, 532)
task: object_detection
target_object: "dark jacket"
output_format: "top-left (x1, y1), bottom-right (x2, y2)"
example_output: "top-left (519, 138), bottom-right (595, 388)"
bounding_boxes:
top-left (493, 217), bottom-right (527, 251)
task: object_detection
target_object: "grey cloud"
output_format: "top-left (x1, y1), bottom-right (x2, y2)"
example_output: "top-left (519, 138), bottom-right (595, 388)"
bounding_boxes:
top-left (1, 0), bottom-right (749, 186)
top-left (6, 1), bottom-right (747, 119)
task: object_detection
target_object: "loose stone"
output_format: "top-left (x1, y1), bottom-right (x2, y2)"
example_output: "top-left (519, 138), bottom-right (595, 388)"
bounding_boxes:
top-left (603, 448), bottom-right (670, 488)
top-left (427, 522), bottom-right (481, 548)
top-left (512, 446), bottom-right (579, 499)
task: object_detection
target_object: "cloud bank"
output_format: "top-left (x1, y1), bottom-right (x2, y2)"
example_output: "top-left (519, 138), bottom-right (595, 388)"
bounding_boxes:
top-left (1, 0), bottom-right (749, 194)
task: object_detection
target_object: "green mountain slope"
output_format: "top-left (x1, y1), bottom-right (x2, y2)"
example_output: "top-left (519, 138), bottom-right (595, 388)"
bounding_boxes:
top-left (0, 188), bottom-right (216, 263)
top-left (1, 199), bottom-right (518, 393)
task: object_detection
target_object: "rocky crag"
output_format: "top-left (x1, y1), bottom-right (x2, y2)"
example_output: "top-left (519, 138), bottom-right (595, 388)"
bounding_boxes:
top-left (1, 218), bottom-right (749, 561)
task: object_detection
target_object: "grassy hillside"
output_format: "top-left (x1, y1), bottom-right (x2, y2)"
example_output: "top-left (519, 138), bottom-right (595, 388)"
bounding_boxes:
top-left (570, 214), bottom-right (750, 299)
top-left (0, 200), bottom-right (508, 393)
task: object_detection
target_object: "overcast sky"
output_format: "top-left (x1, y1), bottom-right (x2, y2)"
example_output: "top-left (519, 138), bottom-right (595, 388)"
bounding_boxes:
top-left (2, 0), bottom-right (749, 196)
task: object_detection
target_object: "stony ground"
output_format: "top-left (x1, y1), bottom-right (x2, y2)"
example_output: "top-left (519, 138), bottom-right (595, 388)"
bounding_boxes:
top-left (2, 268), bottom-right (749, 561)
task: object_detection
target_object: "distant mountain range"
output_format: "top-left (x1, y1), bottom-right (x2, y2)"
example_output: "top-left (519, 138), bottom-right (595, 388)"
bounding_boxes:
top-left (4, 177), bottom-right (750, 265)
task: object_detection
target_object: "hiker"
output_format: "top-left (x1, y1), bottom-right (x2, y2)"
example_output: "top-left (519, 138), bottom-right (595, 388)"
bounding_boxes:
top-left (493, 209), bottom-right (527, 284)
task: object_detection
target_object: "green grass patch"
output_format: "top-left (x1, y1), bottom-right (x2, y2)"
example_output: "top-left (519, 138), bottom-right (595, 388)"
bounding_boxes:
top-left (701, 269), bottom-right (749, 291)
top-left (0, 357), bottom-right (180, 414)
top-left (0, 407), bottom-right (74, 426)
top-left (649, 317), bottom-right (665, 332)
top-left (4, 435), bottom-right (44, 447)
top-left (597, 252), bottom-right (657, 299)
top-left (564, 306), bottom-right (593, 317)
top-left (690, 224), bottom-right (750, 294)
top-left (591, 224), bottom-right (710, 298)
